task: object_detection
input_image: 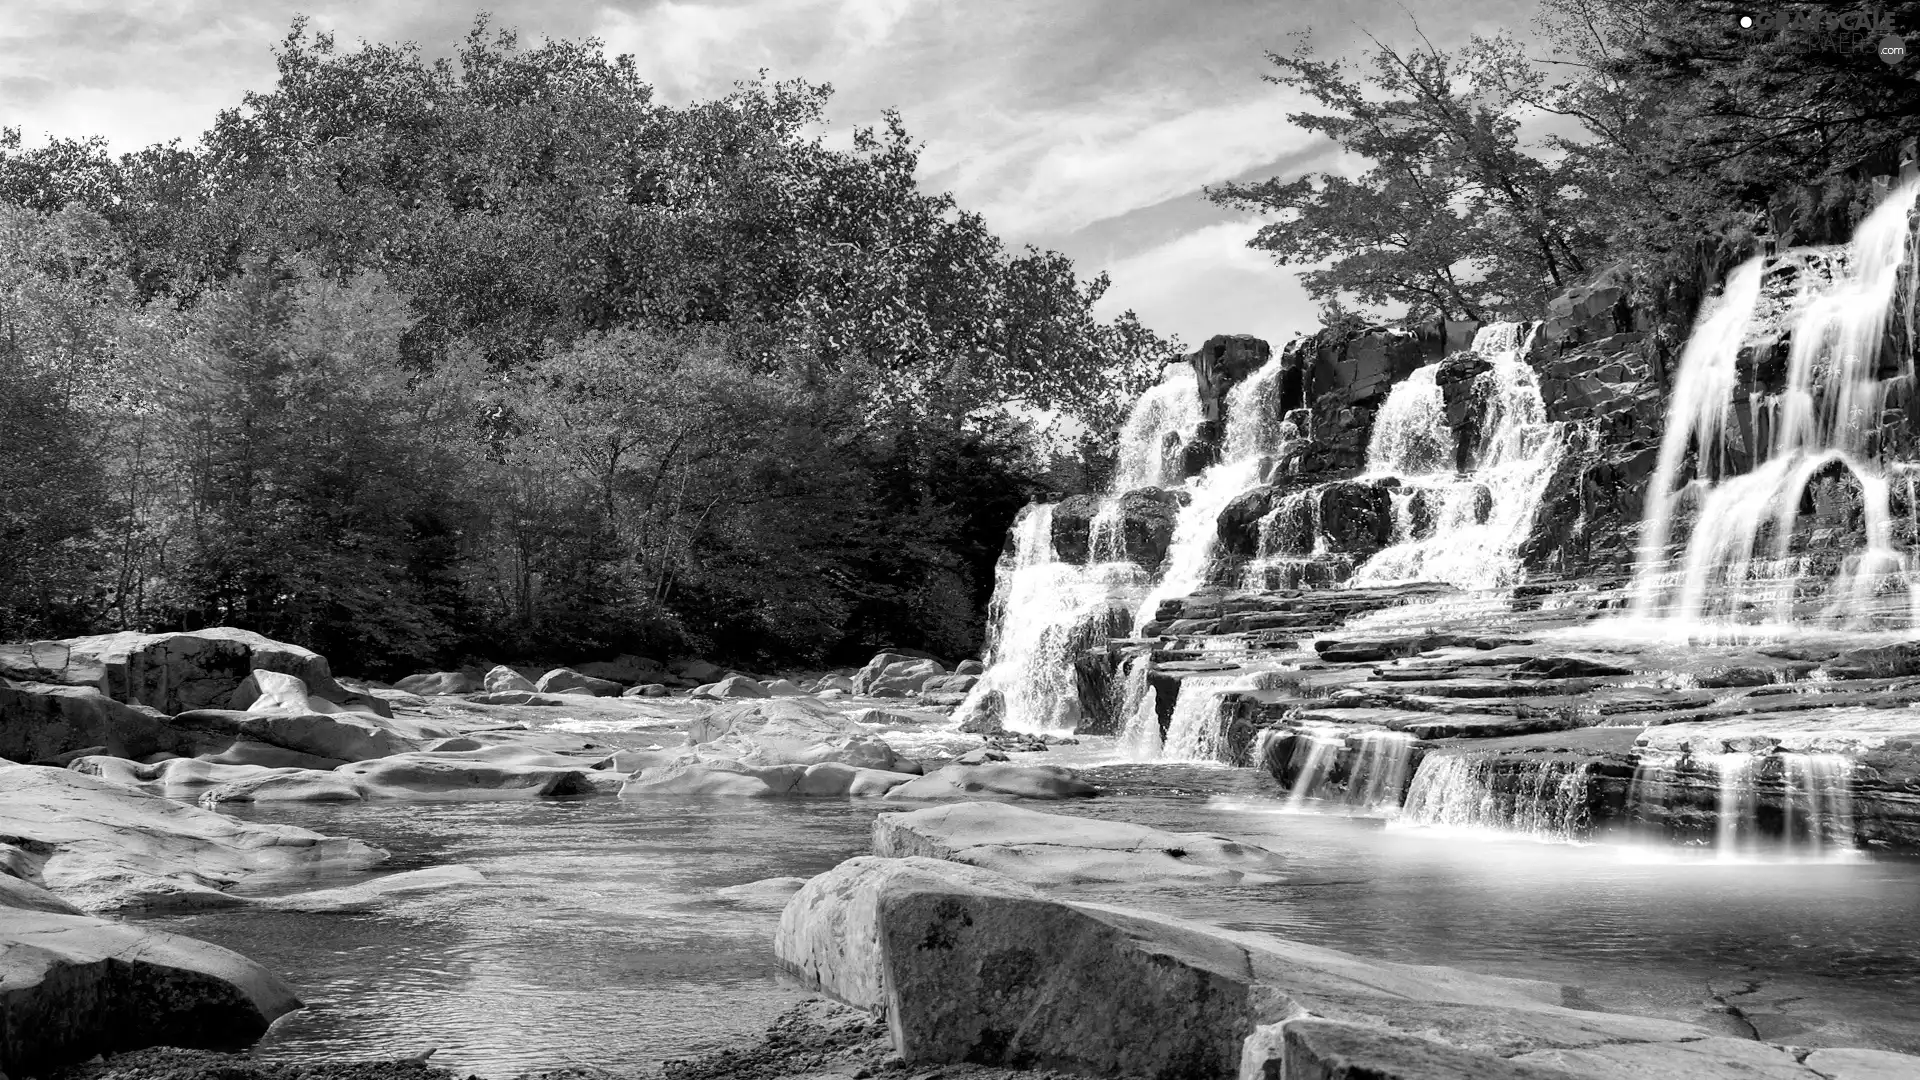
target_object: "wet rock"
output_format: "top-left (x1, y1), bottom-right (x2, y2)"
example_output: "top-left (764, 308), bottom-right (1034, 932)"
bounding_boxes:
top-left (688, 698), bottom-right (918, 772)
top-left (715, 876), bottom-right (811, 907)
top-left (856, 657), bottom-right (946, 696)
top-left (761, 678), bottom-right (809, 697)
top-left (0, 628), bottom-right (348, 714)
top-left (1265, 1018), bottom-right (1573, 1080)
top-left (326, 755), bottom-right (599, 801)
top-left (393, 671), bottom-right (479, 696)
top-left (1513, 655), bottom-right (1633, 679)
top-left (0, 764), bottom-right (384, 912)
top-left (693, 674), bottom-right (772, 700)
top-left (1823, 642), bottom-right (1920, 680)
top-left (1316, 481), bottom-right (1394, 553)
top-left (575, 654), bottom-right (664, 684)
top-left (534, 668), bottom-right (623, 697)
top-left (774, 856), bottom-right (1711, 1079)
top-left (620, 682), bottom-right (669, 699)
top-left (0, 680), bottom-right (182, 764)
top-left (953, 747), bottom-right (1009, 765)
top-left (619, 760), bottom-right (916, 798)
top-left (482, 665), bottom-right (537, 693)
top-left (956, 660), bottom-right (985, 676)
top-left (881, 763), bottom-right (1100, 801)
top-left (871, 802), bottom-right (1289, 886)
top-left (254, 865), bottom-right (485, 911)
top-left (0, 907), bottom-right (301, 1076)
top-left (1216, 485), bottom-right (1278, 558)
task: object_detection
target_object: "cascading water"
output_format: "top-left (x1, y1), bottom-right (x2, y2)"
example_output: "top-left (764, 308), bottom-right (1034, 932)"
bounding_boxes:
top-left (1114, 656), bottom-right (1164, 760)
top-left (1113, 364), bottom-right (1205, 491)
top-left (1347, 730), bottom-right (1417, 807)
top-left (1160, 674), bottom-right (1242, 763)
top-left (1350, 323), bottom-right (1568, 589)
top-left (1399, 753), bottom-right (1595, 842)
top-left (1631, 179), bottom-right (1920, 628)
top-left (1282, 727), bottom-right (1343, 808)
top-left (953, 503), bottom-right (1145, 732)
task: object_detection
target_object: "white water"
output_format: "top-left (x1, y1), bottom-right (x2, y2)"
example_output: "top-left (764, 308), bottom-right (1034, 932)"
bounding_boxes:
top-left (1282, 727), bottom-right (1343, 809)
top-left (1632, 179), bottom-right (1920, 628)
top-left (955, 504), bottom-right (1146, 732)
top-left (1160, 674), bottom-right (1242, 763)
top-left (1114, 656), bottom-right (1164, 760)
top-left (1351, 323), bottom-right (1568, 589)
top-left (1113, 364), bottom-right (1204, 491)
top-left (1398, 753), bottom-right (1595, 842)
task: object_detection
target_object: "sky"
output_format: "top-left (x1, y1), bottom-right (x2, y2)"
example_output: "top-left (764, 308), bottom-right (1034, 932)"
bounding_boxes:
top-left (1, 0), bottom-right (1540, 351)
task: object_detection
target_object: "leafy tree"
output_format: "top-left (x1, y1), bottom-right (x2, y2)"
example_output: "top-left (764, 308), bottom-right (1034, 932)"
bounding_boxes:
top-left (1209, 31), bottom-right (1600, 324)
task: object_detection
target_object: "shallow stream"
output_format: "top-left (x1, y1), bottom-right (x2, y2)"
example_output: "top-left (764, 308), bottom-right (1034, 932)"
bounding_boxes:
top-left (144, 748), bottom-right (1920, 1077)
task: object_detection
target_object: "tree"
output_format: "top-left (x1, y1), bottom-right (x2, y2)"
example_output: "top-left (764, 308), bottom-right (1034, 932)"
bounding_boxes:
top-left (1209, 31), bottom-right (1601, 325)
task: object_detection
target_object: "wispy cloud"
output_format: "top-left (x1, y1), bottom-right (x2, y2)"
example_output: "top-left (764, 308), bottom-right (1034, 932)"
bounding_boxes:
top-left (1, 0), bottom-right (1535, 346)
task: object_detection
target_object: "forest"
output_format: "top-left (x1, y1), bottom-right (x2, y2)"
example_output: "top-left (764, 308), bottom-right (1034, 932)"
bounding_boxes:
top-left (2, 0), bottom-right (1915, 675)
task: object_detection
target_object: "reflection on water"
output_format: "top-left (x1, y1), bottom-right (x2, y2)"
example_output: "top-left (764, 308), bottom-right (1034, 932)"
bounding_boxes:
top-left (138, 754), bottom-right (1920, 1076)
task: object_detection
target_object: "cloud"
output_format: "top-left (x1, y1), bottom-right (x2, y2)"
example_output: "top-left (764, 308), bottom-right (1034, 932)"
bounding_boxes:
top-left (1092, 218), bottom-right (1315, 350)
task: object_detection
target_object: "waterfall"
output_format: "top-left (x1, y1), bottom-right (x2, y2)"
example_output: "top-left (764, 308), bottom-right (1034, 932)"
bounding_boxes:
top-left (1133, 456), bottom-right (1267, 633)
top-left (1222, 357), bottom-right (1295, 464)
top-left (1113, 365), bottom-right (1204, 491)
top-left (1347, 730), bottom-right (1417, 808)
top-left (1351, 323), bottom-right (1567, 590)
top-left (1282, 728), bottom-right (1342, 808)
top-left (1631, 179), bottom-right (1920, 628)
top-left (1087, 495), bottom-right (1127, 563)
top-left (1780, 753), bottom-right (1856, 854)
top-left (955, 503), bottom-right (1146, 732)
top-left (1160, 674), bottom-right (1241, 763)
top-left (1399, 753), bottom-right (1595, 842)
top-left (1364, 365), bottom-right (1451, 476)
top-left (1712, 753), bottom-right (1758, 858)
top-left (1115, 656), bottom-right (1164, 760)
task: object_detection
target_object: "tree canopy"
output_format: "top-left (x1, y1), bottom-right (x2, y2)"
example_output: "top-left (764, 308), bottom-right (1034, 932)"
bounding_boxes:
top-left (0, 19), bottom-right (1180, 671)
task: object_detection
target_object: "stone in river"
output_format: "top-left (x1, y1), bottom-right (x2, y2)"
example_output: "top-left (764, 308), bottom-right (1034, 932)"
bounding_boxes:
top-left (881, 763), bottom-right (1100, 800)
top-left (716, 876), bottom-right (812, 907)
top-left (689, 698), bottom-right (919, 772)
top-left (0, 626), bottom-right (347, 713)
top-left (327, 755), bottom-right (600, 800)
top-left (394, 670), bottom-right (480, 695)
top-left (0, 679), bottom-right (181, 764)
top-left (872, 802), bottom-right (1287, 885)
top-left (0, 764), bottom-right (384, 913)
top-left (535, 668), bottom-right (624, 697)
top-left (1512, 655), bottom-right (1633, 679)
top-left (483, 664), bottom-right (537, 692)
top-left (0, 905), bottom-right (301, 1076)
top-left (774, 856), bottom-right (1716, 1079)
top-left (1260, 1018), bottom-right (1577, 1080)
top-left (618, 759), bottom-right (916, 798)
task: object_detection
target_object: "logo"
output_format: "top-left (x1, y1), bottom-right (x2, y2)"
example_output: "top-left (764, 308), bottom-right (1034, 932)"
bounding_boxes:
top-left (1882, 33), bottom-right (1910, 63)
top-left (1741, 7), bottom-right (1903, 53)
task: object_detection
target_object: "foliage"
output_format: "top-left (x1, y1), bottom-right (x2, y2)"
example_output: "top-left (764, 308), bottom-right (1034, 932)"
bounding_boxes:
top-left (0, 20), bottom-right (1180, 671)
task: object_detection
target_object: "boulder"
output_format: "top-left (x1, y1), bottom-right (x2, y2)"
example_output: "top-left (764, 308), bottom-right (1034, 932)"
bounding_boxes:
top-left (0, 627), bottom-right (346, 713)
top-left (483, 665), bottom-right (537, 693)
top-left (393, 671), bottom-right (479, 696)
top-left (465, 690), bottom-right (571, 706)
top-left (813, 674), bottom-right (857, 694)
top-left (776, 857), bottom-right (1720, 1080)
top-left (873, 802), bottom-right (1288, 885)
top-left (0, 679), bottom-right (183, 764)
top-left (762, 679), bottom-right (809, 697)
top-left (701, 674), bottom-right (773, 699)
top-left (956, 660), bottom-right (985, 676)
top-left (0, 908), bottom-right (301, 1076)
top-left (882, 763), bottom-right (1100, 801)
top-left (230, 669), bottom-right (393, 718)
top-left (326, 755), bottom-right (600, 800)
top-left (620, 760), bottom-right (918, 799)
top-left (716, 876), bottom-right (810, 907)
top-left (922, 673), bottom-right (980, 694)
top-left (622, 683), bottom-right (671, 698)
top-left (0, 765), bottom-right (384, 912)
top-left (535, 668), bottom-right (624, 697)
top-left (689, 698), bottom-right (919, 772)
top-left (674, 659), bottom-right (725, 683)
top-left (853, 653), bottom-right (944, 695)
top-left (576, 654), bottom-right (664, 684)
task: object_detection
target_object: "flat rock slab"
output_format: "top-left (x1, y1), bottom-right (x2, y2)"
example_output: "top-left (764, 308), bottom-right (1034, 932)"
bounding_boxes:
top-left (0, 907), bottom-right (300, 1076)
top-left (774, 856), bottom-right (1735, 1080)
top-left (872, 802), bottom-right (1289, 886)
top-left (882, 763), bottom-right (1101, 800)
top-left (689, 698), bottom-right (918, 772)
top-left (619, 759), bottom-right (917, 798)
top-left (0, 765), bottom-right (385, 912)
